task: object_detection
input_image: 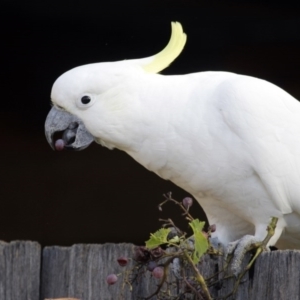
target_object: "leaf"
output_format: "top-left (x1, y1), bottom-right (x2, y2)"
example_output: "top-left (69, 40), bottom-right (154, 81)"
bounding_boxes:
top-left (189, 219), bottom-right (205, 234)
top-left (145, 228), bottom-right (171, 249)
top-left (189, 219), bottom-right (208, 264)
top-left (168, 235), bottom-right (180, 243)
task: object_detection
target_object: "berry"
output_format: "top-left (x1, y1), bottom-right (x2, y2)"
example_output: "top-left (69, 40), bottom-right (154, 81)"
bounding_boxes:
top-left (133, 246), bottom-right (151, 262)
top-left (117, 256), bottom-right (128, 267)
top-left (152, 267), bottom-right (164, 279)
top-left (106, 274), bottom-right (118, 285)
top-left (209, 224), bottom-right (216, 233)
top-left (147, 261), bottom-right (157, 272)
top-left (182, 197), bottom-right (193, 209)
top-left (150, 247), bottom-right (163, 259)
top-left (54, 139), bottom-right (65, 151)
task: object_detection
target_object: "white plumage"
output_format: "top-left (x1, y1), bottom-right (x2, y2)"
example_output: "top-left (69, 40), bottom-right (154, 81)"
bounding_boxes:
top-left (46, 22), bottom-right (300, 249)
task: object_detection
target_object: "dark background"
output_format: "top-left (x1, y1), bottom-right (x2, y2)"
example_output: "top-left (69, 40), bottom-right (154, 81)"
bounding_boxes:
top-left (1, 0), bottom-right (300, 247)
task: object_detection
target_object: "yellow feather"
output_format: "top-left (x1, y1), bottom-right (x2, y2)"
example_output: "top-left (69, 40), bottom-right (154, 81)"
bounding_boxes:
top-left (142, 22), bottom-right (187, 73)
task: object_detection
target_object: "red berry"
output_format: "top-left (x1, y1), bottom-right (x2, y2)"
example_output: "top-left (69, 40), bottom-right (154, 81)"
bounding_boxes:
top-left (117, 256), bottom-right (128, 267)
top-left (133, 246), bottom-right (151, 262)
top-left (209, 224), bottom-right (216, 233)
top-left (182, 197), bottom-right (193, 208)
top-left (106, 274), bottom-right (118, 285)
top-left (54, 139), bottom-right (65, 151)
top-left (152, 267), bottom-right (164, 279)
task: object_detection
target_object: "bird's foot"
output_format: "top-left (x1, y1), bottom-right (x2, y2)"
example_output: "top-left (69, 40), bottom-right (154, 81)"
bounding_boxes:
top-left (207, 217), bottom-right (279, 299)
top-left (225, 235), bottom-right (261, 276)
top-left (218, 217), bottom-right (278, 299)
top-left (226, 217), bottom-right (278, 277)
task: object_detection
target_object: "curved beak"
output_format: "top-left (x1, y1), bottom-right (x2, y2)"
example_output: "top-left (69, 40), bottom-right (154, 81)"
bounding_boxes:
top-left (45, 107), bottom-right (94, 150)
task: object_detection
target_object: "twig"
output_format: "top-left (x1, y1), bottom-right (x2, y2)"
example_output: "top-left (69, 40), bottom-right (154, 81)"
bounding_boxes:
top-left (160, 192), bottom-right (195, 221)
top-left (183, 250), bottom-right (212, 300)
top-left (144, 257), bottom-right (174, 300)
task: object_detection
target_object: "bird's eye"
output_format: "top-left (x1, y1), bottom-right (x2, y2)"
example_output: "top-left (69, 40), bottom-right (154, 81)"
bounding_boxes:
top-left (81, 95), bottom-right (91, 104)
top-left (76, 94), bottom-right (94, 109)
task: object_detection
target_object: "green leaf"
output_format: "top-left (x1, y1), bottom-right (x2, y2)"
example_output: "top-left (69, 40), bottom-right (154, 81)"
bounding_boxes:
top-left (145, 228), bottom-right (171, 249)
top-left (168, 235), bottom-right (180, 243)
top-left (189, 219), bottom-right (205, 233)
top-left (189, 219), bottom-right (208, 264)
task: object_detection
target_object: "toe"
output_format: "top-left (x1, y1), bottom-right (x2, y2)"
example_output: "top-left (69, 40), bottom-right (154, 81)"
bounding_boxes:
top-left (227, 235), bottom-right (260, 276)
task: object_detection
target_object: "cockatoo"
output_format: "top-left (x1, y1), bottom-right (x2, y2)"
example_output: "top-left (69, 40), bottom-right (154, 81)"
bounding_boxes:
top-left (45, 22), bottom-right (300, 258)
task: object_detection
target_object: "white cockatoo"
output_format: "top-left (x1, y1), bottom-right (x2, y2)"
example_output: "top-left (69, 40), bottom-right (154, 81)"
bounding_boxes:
top-left (45, 22), bottom-right (300, 256)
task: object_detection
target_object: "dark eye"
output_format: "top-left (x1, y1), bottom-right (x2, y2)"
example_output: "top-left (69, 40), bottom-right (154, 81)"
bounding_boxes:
top-left (81, 95), bottom-right (91, 104)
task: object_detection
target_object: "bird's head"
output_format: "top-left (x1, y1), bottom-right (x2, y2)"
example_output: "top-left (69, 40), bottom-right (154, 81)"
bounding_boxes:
top-left (45, 22), bottom-right (187, 151)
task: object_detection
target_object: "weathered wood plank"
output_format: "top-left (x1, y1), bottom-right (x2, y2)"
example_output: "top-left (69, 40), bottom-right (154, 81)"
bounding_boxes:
top-left (40, 243), bottom-right (300, 300)
top-left (201, 250), bottom-right (300, 300)
top-left (2, 241), bottom-right (300, 299)
top-left (0, 240), bottom-right (41, 300)
top-left (41, 243), bottom-right (186, 300)
top-left (41, 243), bottom-right (137, 300)
top-left (250, 250), bottom-right (300, 300)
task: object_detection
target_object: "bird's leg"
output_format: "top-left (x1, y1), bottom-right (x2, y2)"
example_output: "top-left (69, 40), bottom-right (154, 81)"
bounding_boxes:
top-left (222, 217), bottom-right (278, 298)
top-left (225, 235), bottom-right (261, 276)
top-left (236, 217), bottom-right (278, 276)
top-left (225, 217), bottom-right (278, 276)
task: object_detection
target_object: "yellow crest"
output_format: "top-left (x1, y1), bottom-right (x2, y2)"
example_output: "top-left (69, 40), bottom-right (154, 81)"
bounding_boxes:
top-left (142, 22), bottom-right (187, 73)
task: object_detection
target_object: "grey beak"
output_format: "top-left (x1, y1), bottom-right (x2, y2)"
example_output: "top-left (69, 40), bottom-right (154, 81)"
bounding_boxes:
top-left (45, 106), bottom-right (94, 150)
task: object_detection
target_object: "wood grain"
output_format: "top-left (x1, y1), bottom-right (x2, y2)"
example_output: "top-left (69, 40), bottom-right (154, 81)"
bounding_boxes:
top-left (0, 240), bottom-right (40, 300)
top-left (1, 241), bottom-right (300, 299)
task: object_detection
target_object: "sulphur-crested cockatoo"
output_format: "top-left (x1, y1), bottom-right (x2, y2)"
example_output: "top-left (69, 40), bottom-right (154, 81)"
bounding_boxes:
top-left (45, 22), bottom-right (300, 256)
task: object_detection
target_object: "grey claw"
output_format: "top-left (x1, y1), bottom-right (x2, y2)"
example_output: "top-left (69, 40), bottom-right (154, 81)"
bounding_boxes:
top-left (226, 235), bottom-right (260, 276)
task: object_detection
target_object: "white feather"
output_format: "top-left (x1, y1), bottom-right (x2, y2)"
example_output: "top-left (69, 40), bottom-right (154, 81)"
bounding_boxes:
top-left (50, 23), bottom-right (300, 249)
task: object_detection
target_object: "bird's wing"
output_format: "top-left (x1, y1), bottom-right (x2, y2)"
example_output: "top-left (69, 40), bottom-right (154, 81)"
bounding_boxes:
top-left (217, 74), bottom-right (300, 215)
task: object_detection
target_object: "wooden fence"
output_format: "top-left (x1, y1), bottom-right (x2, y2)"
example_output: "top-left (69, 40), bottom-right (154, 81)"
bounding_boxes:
top-left (1, 240), bottom-right (300, 300)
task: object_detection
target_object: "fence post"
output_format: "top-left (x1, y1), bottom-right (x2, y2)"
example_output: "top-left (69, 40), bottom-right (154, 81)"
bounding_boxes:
top-left (0, 240), bottom-right (41, 300)
top-left (40, 244), bottom-right (300, 300)
top-left (40, 243), bottom-right (137, 300)
top-left (1, 241), bottom-right (300, 299)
